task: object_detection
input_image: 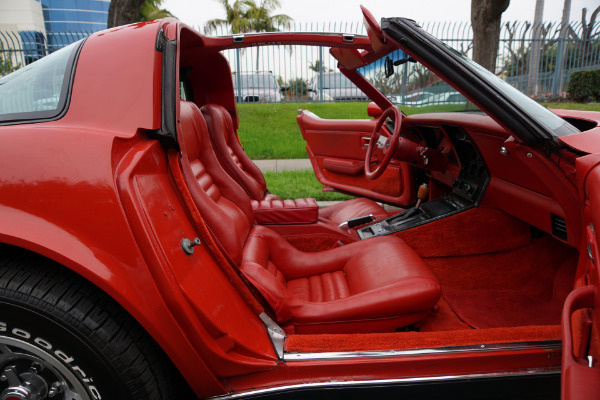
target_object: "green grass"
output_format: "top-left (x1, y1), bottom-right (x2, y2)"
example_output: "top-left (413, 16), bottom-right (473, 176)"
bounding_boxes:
top-left (263, 169), bottom-right (354, 201)
top-left (236, 102), bottom-right (371, 160)
top-left (237, 102), bottom-right (473, 160)
top-left (244, 101), bottom-right (599, 200)
top-left (237, 101), bottom-right (600, 160)
top-left (542, 102), bottom-right (600, 111)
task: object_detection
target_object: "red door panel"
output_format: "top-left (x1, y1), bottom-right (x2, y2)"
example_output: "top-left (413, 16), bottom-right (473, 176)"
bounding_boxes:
top-left (562, 157), bottom-right (600, 399)
top-left (297, 111), bottom-right (415, 206)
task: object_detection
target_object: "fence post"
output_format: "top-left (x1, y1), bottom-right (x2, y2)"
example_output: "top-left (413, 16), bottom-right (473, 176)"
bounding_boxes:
top-left (551, 35), bottom-right (566, 98)
top-left (318, 46), bottom-right (323, 101)
top-left (235, 48), bottom-right (242, 102)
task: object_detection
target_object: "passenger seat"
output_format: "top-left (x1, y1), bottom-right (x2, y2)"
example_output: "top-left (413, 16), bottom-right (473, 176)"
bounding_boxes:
top-left (200, 104), bottom-right (391, 228)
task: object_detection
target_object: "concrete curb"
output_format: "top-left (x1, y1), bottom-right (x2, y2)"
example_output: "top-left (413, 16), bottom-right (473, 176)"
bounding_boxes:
top-left (254, 159), bottom-right (338, 208)
top-left (254, 158), bottom-right (312, 172)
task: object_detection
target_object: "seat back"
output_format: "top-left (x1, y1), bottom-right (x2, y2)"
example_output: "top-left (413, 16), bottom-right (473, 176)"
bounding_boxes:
top-left (201, 104), bottom-right (268, 200)
top-left (177, 100), bottom-right (254, 264)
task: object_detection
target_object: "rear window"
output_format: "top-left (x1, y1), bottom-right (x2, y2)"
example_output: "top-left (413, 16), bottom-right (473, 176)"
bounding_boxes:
top-left (0, 40), bottom-right (82, 124)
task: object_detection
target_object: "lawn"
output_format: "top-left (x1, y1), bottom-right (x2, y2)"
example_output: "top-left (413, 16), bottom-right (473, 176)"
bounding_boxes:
top-left (263, 169), bottom-right (354, 201)
top-left (241, 101), bottom-right (599, 200)
top-left (237, 101), bottom-right (600, 160)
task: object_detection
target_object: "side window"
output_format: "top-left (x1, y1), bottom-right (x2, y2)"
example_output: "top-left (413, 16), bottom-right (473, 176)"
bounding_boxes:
top-left (0, 40), bottom-right (81, 123)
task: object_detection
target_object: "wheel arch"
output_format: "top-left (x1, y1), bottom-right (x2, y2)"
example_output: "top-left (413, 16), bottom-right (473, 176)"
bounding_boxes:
top-left (0, 229), bottom-right (225, 397)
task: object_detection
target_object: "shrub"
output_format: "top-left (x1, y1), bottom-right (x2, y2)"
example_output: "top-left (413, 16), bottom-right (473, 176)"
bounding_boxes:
top-left (567, 69), bottom-right (600, 103)
top-left (287, 78), bottom-right (308, 96)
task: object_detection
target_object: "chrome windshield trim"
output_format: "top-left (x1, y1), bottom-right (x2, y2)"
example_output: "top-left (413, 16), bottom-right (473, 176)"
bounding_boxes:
top-left (283, 340), bottom-right (561, 361)
top-left (206, 31), bottom-right (368, 39)
top-left (209, 368), bottom-right (560, 399)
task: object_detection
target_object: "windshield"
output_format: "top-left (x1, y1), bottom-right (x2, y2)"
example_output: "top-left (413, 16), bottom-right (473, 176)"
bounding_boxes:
top-left (359, 49), bottom-right (475, 112)
top-left (0, 41), bottom-right (81, 123)
top-left (453, 48), bottom-right (580, 137)
top-left (233, 74), bottom-right (279, 89)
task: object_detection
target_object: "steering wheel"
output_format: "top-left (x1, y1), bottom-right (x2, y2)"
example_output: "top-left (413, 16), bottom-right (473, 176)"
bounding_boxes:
top-left (365, 106), bottom-right (402, 180)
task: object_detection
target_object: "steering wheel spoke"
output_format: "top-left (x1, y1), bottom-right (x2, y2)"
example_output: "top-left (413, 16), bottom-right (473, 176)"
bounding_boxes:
top-left (365, 106), bottom-right (402, 180)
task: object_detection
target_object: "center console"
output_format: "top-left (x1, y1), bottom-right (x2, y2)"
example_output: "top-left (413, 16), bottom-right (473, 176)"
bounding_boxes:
top-left (357, 123), bottom-right (489, 240)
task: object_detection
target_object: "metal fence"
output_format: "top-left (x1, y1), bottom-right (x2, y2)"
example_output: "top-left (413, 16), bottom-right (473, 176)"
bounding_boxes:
top-left (2, 20), bottom-right (599, 103)
top-left (0, 30), bottom-right (92, 75)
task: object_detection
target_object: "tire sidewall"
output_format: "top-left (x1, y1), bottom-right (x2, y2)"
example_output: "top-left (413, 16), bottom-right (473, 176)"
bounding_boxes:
top-left (0, 299), bottom-right (130, 400)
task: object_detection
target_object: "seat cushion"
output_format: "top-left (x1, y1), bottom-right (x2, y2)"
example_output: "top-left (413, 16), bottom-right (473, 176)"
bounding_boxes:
top-left (319, 197), bottom-right (391, 227)
top-left (202, 104), bottom-right (268, 200)
top-left (201, 104), bottom-right (391, 228)
top-left (252, 197), bottom-right (319, 225)
top-left (241, 225), bottom-right (441, 333)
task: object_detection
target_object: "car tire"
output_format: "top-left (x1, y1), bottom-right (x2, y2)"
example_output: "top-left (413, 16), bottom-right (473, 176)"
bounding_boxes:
top-left (0, 248), bottom-right (190, 400)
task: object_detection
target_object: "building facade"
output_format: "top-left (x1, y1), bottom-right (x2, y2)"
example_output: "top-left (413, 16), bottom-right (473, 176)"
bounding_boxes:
top-left (41, 0), bottom-right (110, 33)
top-left (0, 0), bottom-right (110, 70)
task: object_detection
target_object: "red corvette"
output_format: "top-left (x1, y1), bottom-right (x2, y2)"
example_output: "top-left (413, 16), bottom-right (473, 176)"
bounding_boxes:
top-left (0, 7), bottom-right (599, 400)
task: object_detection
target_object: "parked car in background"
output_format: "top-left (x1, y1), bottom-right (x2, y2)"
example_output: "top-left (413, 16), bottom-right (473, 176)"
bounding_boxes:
top-left (397, 90), bottom-right (466, 107)
top-left (0, 5), bottom-right (599, 400)
top-left (232, 71), bottom-right (283, 102)
top-left (308, 71), bottom-right (369, 101)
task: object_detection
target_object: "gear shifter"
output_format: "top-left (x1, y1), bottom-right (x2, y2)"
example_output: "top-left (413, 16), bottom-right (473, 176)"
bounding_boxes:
top-left (395, 183), bottom-right (430, 221)
top-left (415, 183), bottom-right (430, 208)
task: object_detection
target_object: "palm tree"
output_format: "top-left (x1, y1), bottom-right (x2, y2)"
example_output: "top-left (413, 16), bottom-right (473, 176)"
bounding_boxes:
top-left (205, 0), bottom-right (292, 69)
top-left (138, 0), bottom-right (174, 22)
top-left (204, 0), bottom-right (255, 34)
top-left (246, 0), bottom-right (293, 70)
top-left (108, 0), bottom-right (173, 27)
top-left (527, 0), bottom-right (545, 96)
top-left (247, 0), bottom-right (292, 32)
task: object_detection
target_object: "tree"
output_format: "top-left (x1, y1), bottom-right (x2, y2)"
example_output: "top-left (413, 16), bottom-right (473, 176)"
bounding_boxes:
top-left (471, 0), bottom-right (510, 72)
top-left (138, 0), bottom-right (174, 22)
top-left (204, 0), bottom-right (255, 34)
top-left (206, 0), bottom-right (292, 70)
top-left (526, 0), bottom-right (545, 95)
top-left (247, 0), bottom-right (292, 70)
top-left (0, 43), bottom-right (19, 76)
top-left (246, 0), bottom-right (292, 33)
top-left (553, 0), bottom-right (571, 94)
top-left (108, 0), bottom-right (145, 28)
top-left (309, 60), bottom-right (331, 73)
top-left (108, 0), bottom-right (173, 28)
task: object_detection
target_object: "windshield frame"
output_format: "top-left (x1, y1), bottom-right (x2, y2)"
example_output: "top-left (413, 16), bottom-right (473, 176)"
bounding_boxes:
top-left (381, 17), bottom-right (578, 145)
top-left (0, 39), bottom-right (84, 125)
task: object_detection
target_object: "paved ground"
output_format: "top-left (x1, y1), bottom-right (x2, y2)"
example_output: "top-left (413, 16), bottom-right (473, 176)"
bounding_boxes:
top-left (253, 159), bottom-right (402, 211)
top-left (254, 158), bottom-right (312, 172)
top-left (254, 159), bottom-right (339, 208)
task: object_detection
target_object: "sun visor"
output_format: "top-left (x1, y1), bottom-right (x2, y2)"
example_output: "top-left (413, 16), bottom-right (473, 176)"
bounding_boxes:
top-left (330, 48), bottom-right (366, 70)
top-left (361, 5), bottom-right (386, 52)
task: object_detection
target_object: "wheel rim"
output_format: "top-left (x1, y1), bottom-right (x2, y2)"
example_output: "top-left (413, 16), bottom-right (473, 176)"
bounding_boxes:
top-left (0, 337), bottom-right (90, 400)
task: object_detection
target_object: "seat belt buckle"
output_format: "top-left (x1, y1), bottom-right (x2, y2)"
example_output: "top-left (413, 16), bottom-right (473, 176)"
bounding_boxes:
top-left (338, 214), bottom-right (375, 229)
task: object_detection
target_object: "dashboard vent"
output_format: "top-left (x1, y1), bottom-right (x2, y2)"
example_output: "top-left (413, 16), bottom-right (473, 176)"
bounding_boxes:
top-left (551, 214), bottom-right (567, 241)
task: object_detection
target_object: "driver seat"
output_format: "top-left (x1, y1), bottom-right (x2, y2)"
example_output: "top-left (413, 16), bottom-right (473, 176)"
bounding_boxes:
top-left (177, 100), bottom-right (441, 334)
top-left (200, 104), bottom-right (391, 227)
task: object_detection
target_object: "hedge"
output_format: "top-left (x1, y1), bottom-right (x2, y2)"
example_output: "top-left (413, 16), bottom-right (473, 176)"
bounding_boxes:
top-left (568, 69), bottom-right (600, 103)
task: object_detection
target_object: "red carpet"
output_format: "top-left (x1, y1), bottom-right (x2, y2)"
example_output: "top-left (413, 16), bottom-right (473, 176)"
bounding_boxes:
top-left (437, 235), bottom-right (577, 329)
top-left (443, 289), bottom-right (564, 328)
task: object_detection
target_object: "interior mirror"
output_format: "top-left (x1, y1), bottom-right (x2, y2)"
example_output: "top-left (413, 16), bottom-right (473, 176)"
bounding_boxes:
top-left (385, 56), bottom-right (394, 78)
top-left (394, 56), bottom-right (417, 66)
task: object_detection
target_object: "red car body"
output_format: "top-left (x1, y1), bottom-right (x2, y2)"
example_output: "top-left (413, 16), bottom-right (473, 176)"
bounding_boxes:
top-left (0, 8), bottom-right (599, 400)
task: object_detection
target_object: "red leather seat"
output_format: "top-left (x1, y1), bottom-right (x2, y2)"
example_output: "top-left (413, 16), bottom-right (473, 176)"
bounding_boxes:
top-left (200, 103), bottom-right (392, 227)
top-left (177, 101), bottom-right (440, 334)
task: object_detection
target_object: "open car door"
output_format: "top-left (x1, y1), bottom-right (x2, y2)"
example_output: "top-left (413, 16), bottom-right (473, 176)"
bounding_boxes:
top-left (562, 155), bottom-right (600, 399)
top-left (297, 109), bottom-right (416, 206)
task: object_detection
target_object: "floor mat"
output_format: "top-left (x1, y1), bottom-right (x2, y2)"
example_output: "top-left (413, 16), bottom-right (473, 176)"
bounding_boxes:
top-left (443, 289), bottom-right (563, 329)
